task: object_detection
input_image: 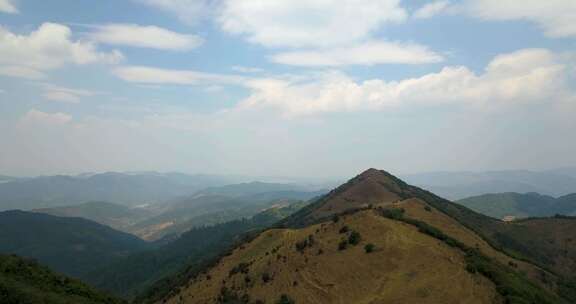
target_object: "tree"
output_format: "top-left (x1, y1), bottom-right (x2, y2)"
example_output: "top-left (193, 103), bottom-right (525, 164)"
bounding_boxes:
top-left (277, 294), bottom-right (295, 304)
top-left (364, 243), bottom-right (375, 253)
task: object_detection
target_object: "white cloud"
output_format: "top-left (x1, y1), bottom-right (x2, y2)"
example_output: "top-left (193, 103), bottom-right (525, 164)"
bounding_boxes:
top-left (41, 84), bottom-right (99, 103)
top-left (0, 23), bottom-right (123, 79)
top-left (0, 0), bottom-right (18, 14)
top-left (231, 66), bottom-right (264, 73)
top-left (0, 66), bottom-right (46, 79)
top-left (20, 109), bottom-right (72, 126)
top-left (89, 24), bottom-right (203, 51)
top-left (113, 66), bottom-right (246, 85)
top-left (413, 1), bottom-right (451, 19)
top-left (463, 0), bottom-right (576, 38)
top-left (271, 41), bottom-right (444, 66)
top-left (136, 0), bottom-right (215, 25)
top-left (218, 0), bottom-right (407, 48)
top-left (240, 49), bottom-right (572, 116)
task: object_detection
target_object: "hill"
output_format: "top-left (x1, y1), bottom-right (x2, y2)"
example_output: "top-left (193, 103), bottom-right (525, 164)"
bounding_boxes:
top-left (0, 254), bottom-right (124, 304)
top-left (156, 169), bottom-right (576, 304)
top-left (0, 210), bottom-right (150, 278)
top-left (403, 169), bottom-right (576, 200)
top-left (84, 202), bottom-right (306, 298)
top-left (34, 201), bottom-right (152, 231)
top-left (457, 192), bottom-right (576, 219)
top-left (457, 192), bottom-right (557, 219)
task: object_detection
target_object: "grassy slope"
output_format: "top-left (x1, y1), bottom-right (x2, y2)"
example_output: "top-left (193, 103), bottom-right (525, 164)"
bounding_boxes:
top-left (165, 209), bottom-right (500, 304)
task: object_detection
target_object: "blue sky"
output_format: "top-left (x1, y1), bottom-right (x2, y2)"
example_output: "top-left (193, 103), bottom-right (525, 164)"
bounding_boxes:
top-left (0, 0), bottom-right (575, 177)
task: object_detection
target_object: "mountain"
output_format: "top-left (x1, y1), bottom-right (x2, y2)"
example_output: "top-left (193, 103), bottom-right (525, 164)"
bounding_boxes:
top-left (403, 169), bottom-right (576, 200)
top-left (0, 254), bottom-right (124, 304)
top-left (457, 192), bottom-right (576, 219)
top-left (0, 210), bottom-right (150, 278)
top-left (34, 201), bottom-right (153, 231)
top-left (153, 169), bottom-right (576, 304)
top-left (0, 172), bottom-right (242, 211)
top-left (84, 202), bottom-right (305, 298)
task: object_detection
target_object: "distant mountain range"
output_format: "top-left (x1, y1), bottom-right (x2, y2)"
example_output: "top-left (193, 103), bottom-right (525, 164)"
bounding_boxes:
top-left (403, 168), bottom-right (576, 199)
top-left (0, 172), bottom-right (250, 211)
top-left (457, 192), bottom-right (576, 219)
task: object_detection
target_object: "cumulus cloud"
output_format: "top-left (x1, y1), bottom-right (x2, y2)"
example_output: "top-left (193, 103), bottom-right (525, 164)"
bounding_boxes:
top-left (413, 1), bottom-right (451, 19)
top-left (89, 24), bottom-right (203, 51)
top-left (112, 66), bottom-right (246, 85)
top-left (271, 41), bottom-right (444, 66)
top-left (19, 109), bottom-right (72, 126)
top-left (240, 49), bottom-right (572, 116)
top-left (218, 0), bottom-right (406, 48)
top-left (0, 0), bottom-right (17, 14)
top-left (463, 0), bottom-right (576, 38)
top-left (0, 23), bottom-right (123, 79)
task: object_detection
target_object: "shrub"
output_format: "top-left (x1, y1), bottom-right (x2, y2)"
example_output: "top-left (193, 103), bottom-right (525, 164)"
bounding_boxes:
top-left (338, 240), bottom-right (348, 251)
top-left (339, 226), bottom-right (349, 234)
top-left (261, 272), bottom-right (271, 283)
top-left (424, 206), bottom-right (432, 212)
top-left (332, 215), bottom-right (340, 223)
top-left (364, 243), bottom-right (375, 253)
top-left (348, 231), bottom-right (361, 245)
top-left (277, 294), bottom-right (295, 304)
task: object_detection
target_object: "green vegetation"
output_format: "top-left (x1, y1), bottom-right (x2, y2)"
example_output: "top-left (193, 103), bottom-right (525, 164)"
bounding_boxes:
top-left (277, 294), bottom-right (295, 304)
top-left (0, 254), bottom-right (124, 304)
top-left (364, 243), bottom-right (375, 253)
top-left (348, 231), bottom-right (361, 245)
top-left (0, 210), bottom-right (149, 279)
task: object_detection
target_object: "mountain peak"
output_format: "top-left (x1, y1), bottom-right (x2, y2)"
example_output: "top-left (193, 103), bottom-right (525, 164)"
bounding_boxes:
top-left (282, 168), bottom-right (410, 227)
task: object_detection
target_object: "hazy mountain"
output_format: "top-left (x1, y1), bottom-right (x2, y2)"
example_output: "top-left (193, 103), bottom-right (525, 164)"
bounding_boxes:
top-left (152, 169), bottom-right (576, 304)
top-left (128, 184), bottom-right (326, 241)
top-left (403, 169), bottom-right (576, 200)
top-left (0, 172), bottom-right (245, 211)
top-left (34, 201), bottom-right (154, 231)
top-left (456, 192), bottom-right (576, 219)
top-left (195, 181), bottom-right (312, 197)
top-left (0, 210), bottom-right (150, 278)
top-left (0, 254), bottom-right (124, 304)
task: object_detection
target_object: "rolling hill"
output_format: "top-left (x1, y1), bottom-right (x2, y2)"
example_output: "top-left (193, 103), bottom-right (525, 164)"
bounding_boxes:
top-left (0, 254), bottom-right (124, 304)
top-left (34, 201), bottom-right (153, 231)
top-left (457, 192), bottom-right (576, 219)
top-left (154, 169), bottom-right (576, 304)
top-left (0, 210), bottom-right (150, 278)
top-left (128, 186), bottom-right (325, 241)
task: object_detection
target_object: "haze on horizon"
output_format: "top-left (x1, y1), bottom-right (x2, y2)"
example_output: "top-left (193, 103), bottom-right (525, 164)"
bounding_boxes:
top-left (1, 0), bottom-right (575, 178)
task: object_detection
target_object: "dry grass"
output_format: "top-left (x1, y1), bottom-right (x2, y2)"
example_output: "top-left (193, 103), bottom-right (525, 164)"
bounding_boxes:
top-left (164, 209), bottom-right (501, 304)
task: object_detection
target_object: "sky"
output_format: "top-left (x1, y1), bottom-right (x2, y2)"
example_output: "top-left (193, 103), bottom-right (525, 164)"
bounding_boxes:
top-left (0, 0), bottom-right (575, 178)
